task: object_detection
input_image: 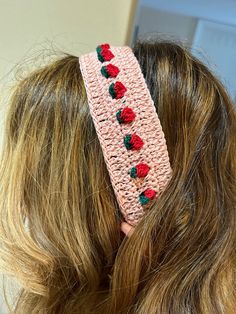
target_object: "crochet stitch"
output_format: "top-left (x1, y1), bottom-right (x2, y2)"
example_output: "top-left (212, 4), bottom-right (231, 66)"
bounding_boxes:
top-left (109, 81), bottom-right (127, 99)
top-left (96, 44), bottom-right (114, 62)
top-left (124, 134), bottom-right (144, 150)
top-left (79, 45), bottom-right (172, 226)
top-left (116, 107), bottom-right (136, 124)
top-left (101, 64), bottom-right (120, 78)
top-left (130, 163), bottom-right (150, 178)
top-left (139, 189), bottom-right (157, 205)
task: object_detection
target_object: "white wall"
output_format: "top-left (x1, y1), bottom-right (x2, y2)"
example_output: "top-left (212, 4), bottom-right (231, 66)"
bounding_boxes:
top-left (137, 7), bottom-right (197, 45)
top-left (136, 2), bottom-right (236, 103)
top-left (141, 0), bottom-right (236, 26)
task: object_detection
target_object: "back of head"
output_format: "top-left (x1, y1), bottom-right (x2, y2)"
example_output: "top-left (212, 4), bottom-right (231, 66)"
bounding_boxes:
top-left (0, 40), bottom-right (235, 313)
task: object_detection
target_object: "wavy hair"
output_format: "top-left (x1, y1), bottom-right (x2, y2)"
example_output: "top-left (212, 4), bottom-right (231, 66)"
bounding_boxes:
top-left (0, 40), bottom-right (236, 313)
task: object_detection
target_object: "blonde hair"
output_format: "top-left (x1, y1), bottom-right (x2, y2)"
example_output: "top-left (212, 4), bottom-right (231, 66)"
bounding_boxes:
top-left (0, 41), bottom-right (236, 313)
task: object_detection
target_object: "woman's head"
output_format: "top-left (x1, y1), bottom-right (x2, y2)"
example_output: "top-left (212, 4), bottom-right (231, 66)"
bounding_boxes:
top-left (0, 40), bottom-right (236, 313)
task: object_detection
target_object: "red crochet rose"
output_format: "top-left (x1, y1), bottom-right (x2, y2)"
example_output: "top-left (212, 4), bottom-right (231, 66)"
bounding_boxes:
top-left (114, 81), bottom-right (127, 99)
top-left (100, 43), bottom-right (110, 49)
top-left (129, 133), bottom-right (144, 150)
top-left (101, 49), bottom-right (114, 62)
top-left (106, 64), bottom-right (120, 77)
top-left (136, 163), bottom-right (150, 177)
top-left (144, 189), bottom-right (156, 200)
top-left (120, 107), bottom-right (136, 123)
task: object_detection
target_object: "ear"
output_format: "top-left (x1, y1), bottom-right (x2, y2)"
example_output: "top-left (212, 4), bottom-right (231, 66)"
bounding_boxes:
top-left (120, 221), bottom-right (135, 237)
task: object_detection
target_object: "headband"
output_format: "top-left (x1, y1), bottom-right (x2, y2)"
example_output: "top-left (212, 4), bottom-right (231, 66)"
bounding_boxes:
top-left (79, 43), bottom-right (172, 226)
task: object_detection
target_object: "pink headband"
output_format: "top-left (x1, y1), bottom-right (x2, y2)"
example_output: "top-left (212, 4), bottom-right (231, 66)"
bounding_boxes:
top-left (79, 44), bottom-right (172, 226)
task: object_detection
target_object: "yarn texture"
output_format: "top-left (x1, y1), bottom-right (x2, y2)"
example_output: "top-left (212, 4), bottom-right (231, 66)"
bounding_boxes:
top-left (96, 45), bottom-right (114, 62)
top-left (116, 107), bottom-right (136, 124)
top-left (130, 163), bottom-right (150, 178)
top-left (101, 64), bottom-right (120, 78)
top-left (124, 134), bottom-right (144, 150)
top-left (109, 81), bottom-right (127, 99)
top-left (79, 45), bottom-right (172, 226)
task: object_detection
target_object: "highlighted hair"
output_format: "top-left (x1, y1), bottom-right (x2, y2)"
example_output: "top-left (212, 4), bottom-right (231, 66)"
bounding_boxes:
top-left (0, 41), bottom-right (236, 313)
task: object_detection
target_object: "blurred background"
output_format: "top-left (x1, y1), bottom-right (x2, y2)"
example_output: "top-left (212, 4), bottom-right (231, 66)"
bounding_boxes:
top-left (134, 0), bottom-right (236, 103)
top-left (0, 0), bottom-right (235, 312)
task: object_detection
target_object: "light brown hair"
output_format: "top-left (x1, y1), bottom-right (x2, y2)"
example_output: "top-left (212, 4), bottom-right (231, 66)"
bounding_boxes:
top-left (0, 40), bottom-right (236, 313)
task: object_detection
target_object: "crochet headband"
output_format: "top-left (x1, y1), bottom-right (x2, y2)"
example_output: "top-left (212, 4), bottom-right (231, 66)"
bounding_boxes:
top-left (79, 43), bottom-right (172, 227)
